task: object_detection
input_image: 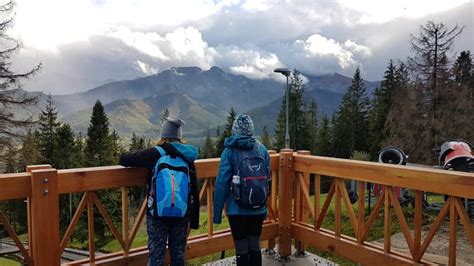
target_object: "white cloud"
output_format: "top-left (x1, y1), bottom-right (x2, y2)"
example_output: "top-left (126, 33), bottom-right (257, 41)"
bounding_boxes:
top-left (294, 34), bottom-right (372, 69)
top-left (107, 26), bottom-right (216, 70)
top-left (107, 26), bottom-right (169, 60)
top-left (241, 0), bottom-right (274, 11)
top-left (337, 0), bottom-right (471, 24)
top-left (134, 60), bottom-right (158, 75)
top-left (12, 0), bottom-right (241, 51)
top-left (214, 46), bottom-right (281, 79)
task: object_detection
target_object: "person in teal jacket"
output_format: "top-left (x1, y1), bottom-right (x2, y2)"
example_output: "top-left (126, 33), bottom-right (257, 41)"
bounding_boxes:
top-left (213, 114), bottom-right (270, 266)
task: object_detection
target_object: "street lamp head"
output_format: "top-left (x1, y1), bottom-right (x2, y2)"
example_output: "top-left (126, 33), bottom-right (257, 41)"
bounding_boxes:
top-left (274, 68), bottom-right (291, 77)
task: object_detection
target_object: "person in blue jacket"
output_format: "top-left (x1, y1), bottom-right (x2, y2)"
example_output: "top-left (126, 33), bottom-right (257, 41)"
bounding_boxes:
top-left (213, 114), bottom-right (270, 266)
top-left (119, 117), bottom-right (199, 266)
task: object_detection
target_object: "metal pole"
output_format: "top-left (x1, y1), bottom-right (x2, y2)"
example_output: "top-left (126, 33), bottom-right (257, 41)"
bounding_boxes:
top-left (285, 75), bottom-right (290, 149)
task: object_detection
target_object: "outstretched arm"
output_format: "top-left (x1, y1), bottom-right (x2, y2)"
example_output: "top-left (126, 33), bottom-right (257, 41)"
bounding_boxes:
top-left (119, 147), bottom-right (160, 171)
top-left (213, 149), bottom-right (233, 224)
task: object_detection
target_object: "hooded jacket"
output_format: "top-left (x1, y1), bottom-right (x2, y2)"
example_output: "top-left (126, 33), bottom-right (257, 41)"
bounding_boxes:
top-left (119, 142), bottom-right (200, 229)
top-left (213, 135), bottom-right (270, 224)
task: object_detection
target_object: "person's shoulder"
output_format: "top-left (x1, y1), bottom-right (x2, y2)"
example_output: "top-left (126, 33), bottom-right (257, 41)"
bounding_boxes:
top-left (255, 141), bottom-right (268, 153)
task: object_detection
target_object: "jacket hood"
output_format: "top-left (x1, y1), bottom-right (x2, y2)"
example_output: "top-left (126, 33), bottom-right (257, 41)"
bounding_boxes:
top-left (170, 143), bottom-right (198, 162)
top-left (224, 135), bottom-right (256, 150)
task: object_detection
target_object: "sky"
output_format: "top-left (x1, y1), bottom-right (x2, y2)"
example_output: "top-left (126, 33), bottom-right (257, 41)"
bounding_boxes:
top-left (8, 0), bottom-right (474, 94)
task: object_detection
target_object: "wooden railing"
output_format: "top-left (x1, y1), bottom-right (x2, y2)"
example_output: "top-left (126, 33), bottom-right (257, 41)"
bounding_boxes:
top-left (286, 149), bottom-right (474, 266)
top-left (0, 149), bottom-right (473, 265)
top-left (0, 153), bottom-right (279, 265)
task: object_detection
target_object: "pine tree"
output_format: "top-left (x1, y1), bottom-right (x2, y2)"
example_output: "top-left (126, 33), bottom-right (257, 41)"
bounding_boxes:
top-left (368, 60), bottom-right (398, 156)
top-left (201, 130), bottom-right (216, 159)
top-left (216, 108), bottom-right (236, 156)
top-left (18, 130), bottom-right (41, 171)
top-left (314, 115), bottom-right (332, 156)
top-left (85, 100), bottom-right (114, 166)
top-left (84, 101), bottom-right (121, 241)
top-left (110, 129), bottom-right (123, 163)
top-left (408, 21), bottom-right (463, 152)
top-left (72, 133), bottom-right (86, 168)
top-left (55, 124), bottom-right (76, 169)
top-left (332, 68), bottom-right (370, 158)
top-left (38, 94), bottom-right (60, 165)
top-left (262, 126), bottom-right (272, 149)
top-left (453, 50), bottom-right (473, 87)
top-left (130, 132), bottom-right (138, 151)
top-left (274, 70), bottom-right (311, 150)
top-left (0, 1), bottom-right (41, 165)
top-left (307, 99), bottom-right (318, 153)
top-left (5, 146), bottom-right (18, 173)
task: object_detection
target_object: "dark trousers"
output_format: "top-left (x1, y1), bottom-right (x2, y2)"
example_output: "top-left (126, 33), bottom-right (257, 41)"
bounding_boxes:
top-left (228, 214), bottom-right (266, 266)
top-left (146, 215), bottom-right (189, 266)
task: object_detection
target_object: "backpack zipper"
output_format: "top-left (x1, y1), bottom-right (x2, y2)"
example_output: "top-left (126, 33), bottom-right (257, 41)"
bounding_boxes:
top-left (171, 172), bottom-right (175, 207)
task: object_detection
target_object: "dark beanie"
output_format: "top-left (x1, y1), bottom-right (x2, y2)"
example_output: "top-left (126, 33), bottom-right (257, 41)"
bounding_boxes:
top-left (160, 116), bottom-right (184, 139)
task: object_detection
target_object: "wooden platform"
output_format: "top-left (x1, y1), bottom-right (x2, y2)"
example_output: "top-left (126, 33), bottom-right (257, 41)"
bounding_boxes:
top-left (204, 247), bottom-right (337, 266)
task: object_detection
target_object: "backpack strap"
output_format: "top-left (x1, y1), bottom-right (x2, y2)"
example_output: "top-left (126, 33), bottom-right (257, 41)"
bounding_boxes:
top-left (155, 146), bottom-right (166, 157)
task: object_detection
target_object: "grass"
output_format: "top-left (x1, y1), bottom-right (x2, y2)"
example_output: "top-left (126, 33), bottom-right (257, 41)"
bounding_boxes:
top-left (0, 257), bottom-right (19, 266)
top-left (77, 191), bottom-right (443, 265)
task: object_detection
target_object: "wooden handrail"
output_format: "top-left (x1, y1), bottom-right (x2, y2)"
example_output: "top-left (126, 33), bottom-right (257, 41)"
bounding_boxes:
top-left (2, 152), bottom-right (474, 265)
top-left (293, 154), bottom-right (474, 198)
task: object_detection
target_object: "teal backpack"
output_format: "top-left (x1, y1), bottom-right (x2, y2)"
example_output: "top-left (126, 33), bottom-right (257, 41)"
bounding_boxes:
top-left (148, 146), bottom-right (190, 217)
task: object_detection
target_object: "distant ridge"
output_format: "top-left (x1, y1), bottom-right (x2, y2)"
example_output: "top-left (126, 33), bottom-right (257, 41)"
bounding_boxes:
top-left (11, 66), bottom-right (379, 139)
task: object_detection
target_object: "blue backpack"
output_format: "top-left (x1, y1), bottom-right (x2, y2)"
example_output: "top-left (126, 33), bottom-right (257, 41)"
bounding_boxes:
top-left (148, 146), bottom-right (190, 217)
top-left (231, 145), bottom-right (270, 209)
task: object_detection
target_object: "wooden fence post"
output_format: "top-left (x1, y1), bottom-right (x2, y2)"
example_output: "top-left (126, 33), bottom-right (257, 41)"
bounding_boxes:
top-left (267, 150), bottom-right (277, 250)
top-left (30, 168), bottom-right (60, 266)
top-left (26, 165), bottom-right (52, 261)
top-left (278, 149), bottom-right (294, 258)
top-left (295, 150), bottom-right (310, 254)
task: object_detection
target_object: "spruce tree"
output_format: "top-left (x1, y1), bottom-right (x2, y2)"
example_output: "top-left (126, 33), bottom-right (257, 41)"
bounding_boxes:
top-left (453, 50), bottom-right (473, 94)
top-left (85, 100), bottom-right (114, 166)
top-left (5, 146), bottom-right (18, 173)
top-left (332, 68), bottom-right (370, 158)
top-left (274, 70), bottom-right (311, 150)
top-left (55, 124), bottom-right (76, 169)
top-left (307, 99), bottom-right (318, 153)
top-left (216, 108), bottom-right (236, 156)
top-left (408, 21), bottom-right (463, 153)
top-left (84, 101), bottom-right (121, 241)
top-left (314, 115), bottom-right (332, 156)
top-left (110, 129), bottom-right (123, 163)
top-left (38, 94), bottom-right (60, 165)
top-left (262, 126), bottom-right (272, 149)
top-left (18, 130), bottom-right (41, 171)
top-left (0, 1), bottom-right (41, 165)
top-left (72, 133), bottom-right (86, 168)
top-left (368, 60), bottom-right (397, 156)
top-left (201, 130), bottom-right (216, 159)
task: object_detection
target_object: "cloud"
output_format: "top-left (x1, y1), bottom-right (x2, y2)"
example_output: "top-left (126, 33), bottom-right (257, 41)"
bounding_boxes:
top-left (337, 0), bottom-right (471, 24)
top-left (213, 46), bottom-right (281, 79)
top-left (134, 60), bottom-right (158, 76)
top-left (11, 0), bottom-right (473, 94)
top-left (241, 0), bottom-right (274, 11)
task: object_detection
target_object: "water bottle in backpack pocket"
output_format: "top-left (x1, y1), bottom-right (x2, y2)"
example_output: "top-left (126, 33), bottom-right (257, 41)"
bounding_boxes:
top-left (149, 146), bottom-right (190, 218)
top-left (233, 151), bottom-right (269, 209)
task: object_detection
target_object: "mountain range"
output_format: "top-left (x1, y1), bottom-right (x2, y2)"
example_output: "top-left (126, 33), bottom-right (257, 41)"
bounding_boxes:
top-left (11, 66), bottom-right (380, 141)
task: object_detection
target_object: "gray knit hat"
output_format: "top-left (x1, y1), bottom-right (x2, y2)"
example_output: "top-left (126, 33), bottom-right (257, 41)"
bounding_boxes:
top-left (232, 114), bottom-right (254, 136)
top-left (160, 116), bottom-right (184, 139)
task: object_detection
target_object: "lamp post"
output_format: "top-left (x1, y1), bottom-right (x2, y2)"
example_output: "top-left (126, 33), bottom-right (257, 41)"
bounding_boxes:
top-left (274, 68), bottom-right (291, 149)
